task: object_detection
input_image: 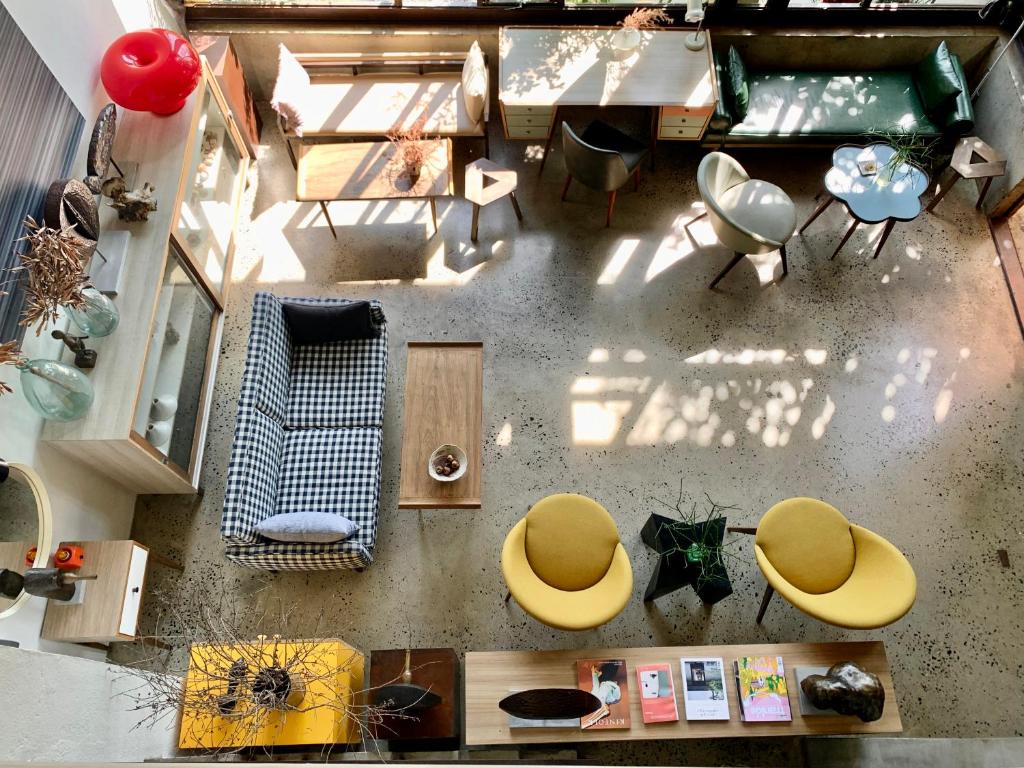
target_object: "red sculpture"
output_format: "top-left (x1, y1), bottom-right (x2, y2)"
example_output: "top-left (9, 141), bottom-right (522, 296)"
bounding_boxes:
top-left (101, 28), bottom-right (201, 115)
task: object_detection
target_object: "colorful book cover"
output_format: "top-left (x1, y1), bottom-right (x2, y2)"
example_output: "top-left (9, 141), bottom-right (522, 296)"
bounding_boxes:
top-left (577, 659), bottom-right (631, 729)
top-left (636, 663), bottom-right (679, 723)
top-left (734, 656), bottom-right (792, 722)
top-left (680, 657), bottom-right (730, 721)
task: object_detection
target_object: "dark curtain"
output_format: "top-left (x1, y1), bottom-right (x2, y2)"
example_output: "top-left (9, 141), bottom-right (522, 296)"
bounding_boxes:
top-left (0, 5), bottom-right (84, 343)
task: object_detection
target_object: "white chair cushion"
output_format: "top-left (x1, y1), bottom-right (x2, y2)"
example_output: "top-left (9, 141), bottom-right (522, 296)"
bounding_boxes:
top-left (271, 44), bottom-right (312, 137)
top-left (461, 41), bottom-right (487, 124)
top-left (716, 179), bottom-right (796, 249)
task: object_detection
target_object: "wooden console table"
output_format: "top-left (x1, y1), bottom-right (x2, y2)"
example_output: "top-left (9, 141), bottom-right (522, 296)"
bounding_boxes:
top-left (498, 27), bottom-right (717, 169)
top-left (465, 642), bottom-right (901, 745)
top-left (399, 342), bottom-right (483, 509)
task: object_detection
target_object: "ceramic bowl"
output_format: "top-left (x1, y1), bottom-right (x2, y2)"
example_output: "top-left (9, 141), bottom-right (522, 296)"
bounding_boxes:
top-left (428, 444), bottom-right (467, 482)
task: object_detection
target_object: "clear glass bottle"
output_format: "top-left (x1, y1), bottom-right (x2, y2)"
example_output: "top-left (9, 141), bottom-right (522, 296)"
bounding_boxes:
top-left (66, 287), bottom-right (119, 337)
top-left (17, 358), bottom-right (94, 421)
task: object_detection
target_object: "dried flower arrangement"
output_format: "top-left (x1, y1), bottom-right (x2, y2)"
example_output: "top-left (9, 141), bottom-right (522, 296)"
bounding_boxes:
top-left (14, 216), bottom-right (89, 334)
top-left (619, 7), bottom-right (673, 29)
top-left (0, 340), bottom-right (23, 396)
top-left (386, 115), bottom-right (433, 182)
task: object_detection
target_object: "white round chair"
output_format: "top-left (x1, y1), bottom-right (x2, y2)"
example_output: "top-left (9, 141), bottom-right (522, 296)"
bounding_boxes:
top-left (689, 152), bottom-right (796, 289)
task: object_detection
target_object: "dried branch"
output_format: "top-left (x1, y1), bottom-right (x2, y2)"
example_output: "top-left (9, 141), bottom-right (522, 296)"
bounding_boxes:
top-left (14, 216), bottom-right (89, 334)
top-left (386, 115), bottom-right (434, 173)
top-left (619, 7), bottom-right (672, 29)
top-left (0, 340), bottom-right (24, 395)
top-left (112, 585), bottom-right (426, 758)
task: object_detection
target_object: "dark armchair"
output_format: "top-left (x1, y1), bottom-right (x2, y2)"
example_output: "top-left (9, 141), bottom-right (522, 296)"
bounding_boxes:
top-left (560, 121), bottom-right (649, 227)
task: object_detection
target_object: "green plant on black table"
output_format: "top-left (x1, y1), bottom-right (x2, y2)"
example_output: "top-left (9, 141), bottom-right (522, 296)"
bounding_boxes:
top-left (651, 481), bottom-right (744, 594)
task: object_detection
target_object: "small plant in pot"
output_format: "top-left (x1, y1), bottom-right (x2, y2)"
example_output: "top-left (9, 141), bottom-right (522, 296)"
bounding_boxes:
top-left (387, 116), bottom-right (433, 189)
top-left (613, 7), bottom-right (672, 53)
top-left (641, 482), bottom-right (744, 605)
top-left (862, 127), bottom-right (939, 185)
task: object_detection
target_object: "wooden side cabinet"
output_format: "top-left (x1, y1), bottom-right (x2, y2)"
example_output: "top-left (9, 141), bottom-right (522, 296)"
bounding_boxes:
top-left (40, 540), bottom-right (181, 645)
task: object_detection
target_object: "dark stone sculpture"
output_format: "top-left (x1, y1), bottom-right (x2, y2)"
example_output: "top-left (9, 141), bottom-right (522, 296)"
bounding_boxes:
top-left (84, 103), bottom-right (119, 194)
top-left (499, 688), bottom-right (603, 720)
top-left (801, 661), bottom-right (885, 722)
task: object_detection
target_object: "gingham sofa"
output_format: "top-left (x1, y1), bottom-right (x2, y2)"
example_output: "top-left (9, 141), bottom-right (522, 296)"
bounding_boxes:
top-left (220, 293), bottom-right (387, 571)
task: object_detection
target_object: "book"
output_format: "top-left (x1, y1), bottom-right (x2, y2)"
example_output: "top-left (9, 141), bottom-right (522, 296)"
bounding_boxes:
top-left (680, 657), bottom-right (730, 721)
top-left (734, 656), bottom-right (792, 722)
top-left (577, 658), bottom-right (631, 729)
top-left (505, 689), bottom-right (581, 729)
top-left (636, 663), bottom-right (679, 723)
top-left (794, 666), bottom-right (836, 716)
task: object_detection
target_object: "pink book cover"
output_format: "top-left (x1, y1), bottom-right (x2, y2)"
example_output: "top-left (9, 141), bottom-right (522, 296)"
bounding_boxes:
top-left (734, 656), bottom-right (792, 722)
top-left (636, 663), bottom-right (679, 723)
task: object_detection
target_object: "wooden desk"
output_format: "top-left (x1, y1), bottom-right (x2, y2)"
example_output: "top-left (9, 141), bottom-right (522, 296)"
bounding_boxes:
top-left (465, 642), bottom-right (901, 745)
top-left (399, 342), bottom-right (483, 509)
top-left (296, 139), bottom-right (453, 239)
top-left (498, 27), bottom-right (717, 165)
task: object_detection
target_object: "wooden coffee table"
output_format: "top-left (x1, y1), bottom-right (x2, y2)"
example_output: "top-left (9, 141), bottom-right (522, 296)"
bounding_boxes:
top-left (399, 342), bottom-right (482, 509)
top-left (296, 139), bottom-right (453, 239)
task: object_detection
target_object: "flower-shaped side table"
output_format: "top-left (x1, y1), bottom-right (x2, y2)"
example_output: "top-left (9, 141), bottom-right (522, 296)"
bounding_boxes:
top-left (799, 143), bottom-right (929, 260)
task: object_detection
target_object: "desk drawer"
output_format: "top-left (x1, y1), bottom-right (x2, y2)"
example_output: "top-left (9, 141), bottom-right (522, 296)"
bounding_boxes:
top-left (506, 113), bottom-right (553, 129)
top-left (502, 104), bottom-right (553, 118)
top-left (506, 125), bottom-right (551, 140)
top-left (662, 106), bottom-right (713, 118)
top-left (661, 113), bottom-right (707, 129)
top-left (659, 125), bottom-right (705, 140)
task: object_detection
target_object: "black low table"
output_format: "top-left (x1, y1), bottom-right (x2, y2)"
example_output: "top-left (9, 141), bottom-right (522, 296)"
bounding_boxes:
top-left (641, 513), bottom-right (733, 605)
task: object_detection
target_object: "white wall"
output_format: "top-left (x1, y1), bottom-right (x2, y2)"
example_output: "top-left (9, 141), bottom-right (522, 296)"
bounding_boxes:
top-left (0, 646), bottom-right (179, 761)
top-left (0, 0), bottom-right (180, 653)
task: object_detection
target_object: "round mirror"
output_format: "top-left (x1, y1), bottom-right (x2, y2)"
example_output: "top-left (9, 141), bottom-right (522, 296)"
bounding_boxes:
top-left (0, 462), bottom-right (53, 619)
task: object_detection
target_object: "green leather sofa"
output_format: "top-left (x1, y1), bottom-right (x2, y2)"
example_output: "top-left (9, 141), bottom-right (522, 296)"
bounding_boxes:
top-left (708, 41), bottom-right (975, 146)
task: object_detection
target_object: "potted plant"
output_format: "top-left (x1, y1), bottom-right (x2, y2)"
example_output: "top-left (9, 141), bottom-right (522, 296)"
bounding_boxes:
top-left (387, 116), bottom-right (432, 189)
top-left (613, 7), bottom-right (672, 54)
top-left (863, 128), bottom-right (938, 186)
top-left (640, 483), bottom-right (743, 605)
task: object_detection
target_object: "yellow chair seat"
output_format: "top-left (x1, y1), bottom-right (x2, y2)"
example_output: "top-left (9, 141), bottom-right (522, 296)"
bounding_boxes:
top-left (753, 498), bottom-right (916, 630)
top-left (502, 494), bottom-right (633, 631)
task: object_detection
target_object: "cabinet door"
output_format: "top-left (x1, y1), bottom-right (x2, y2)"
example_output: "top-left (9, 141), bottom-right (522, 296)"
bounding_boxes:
top-left (174, 77), bottom-right (246, 297)
top-left (133, 242), bottom-right (218, 478)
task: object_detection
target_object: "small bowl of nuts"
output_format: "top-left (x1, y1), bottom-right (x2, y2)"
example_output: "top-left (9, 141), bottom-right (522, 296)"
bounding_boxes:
top-left (428, 444), bottom-right (467, 482)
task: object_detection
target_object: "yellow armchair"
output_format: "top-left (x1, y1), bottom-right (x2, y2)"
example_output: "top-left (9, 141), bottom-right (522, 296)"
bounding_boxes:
top-left (737, 497), bottom-right (916, 629)
top-left (501, 493), bottom-right (633, 631)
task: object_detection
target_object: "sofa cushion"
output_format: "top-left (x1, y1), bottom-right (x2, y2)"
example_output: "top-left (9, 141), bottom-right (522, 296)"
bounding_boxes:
top-left (286, 330), bottom-right (387, 429)
top-left (727, 71), bottom-right (941, 140)
top-left (221, 408), bottom-right (286, 545)
top-left (282, 74), bottom-right (485, 138)
top-left (914, 41), bottom-right (962, 116)
top-left (282, 300), bottom-right (382, 346)
top-left (276, 426), bottom-right (382, 552)
top-left (271, 45), bottom-right (311, 137)
top-left (462, 41), bottom-right (488, 124)
top-left (727, 46), bottom-right (750, 120)
top-left (257, 510), bottom-right (359, 543)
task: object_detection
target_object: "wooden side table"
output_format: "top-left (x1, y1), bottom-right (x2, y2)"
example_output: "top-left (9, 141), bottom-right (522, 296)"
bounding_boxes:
top-left (464, 158), bottom-right (523, 242)
top-left (40, 540), bottom-right (182, 645)
top-left (370, 648), bottom-right (460, 750)
top-left (927, 136), bottom-right (1006, 212)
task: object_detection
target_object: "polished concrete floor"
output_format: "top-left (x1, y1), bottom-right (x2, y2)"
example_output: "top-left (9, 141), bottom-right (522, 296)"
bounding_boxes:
top-left (122, 106), bottom-right (1024, 764)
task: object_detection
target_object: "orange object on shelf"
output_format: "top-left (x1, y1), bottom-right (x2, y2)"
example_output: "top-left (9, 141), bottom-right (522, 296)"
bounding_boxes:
top-left (54, 544), bottom-right (85, 571)
top-left (24, 546), bottom-right (37, 567)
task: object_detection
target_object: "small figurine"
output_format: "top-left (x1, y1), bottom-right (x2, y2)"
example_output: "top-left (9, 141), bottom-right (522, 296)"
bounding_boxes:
top-left (51, 329), bottom-right (97, 369)
top-left (102, 177), bottom-right (158, 222)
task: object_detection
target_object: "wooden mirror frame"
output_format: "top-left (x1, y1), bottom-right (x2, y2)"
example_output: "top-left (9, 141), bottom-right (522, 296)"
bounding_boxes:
top-left (0, 462), bottom-right (53, 620)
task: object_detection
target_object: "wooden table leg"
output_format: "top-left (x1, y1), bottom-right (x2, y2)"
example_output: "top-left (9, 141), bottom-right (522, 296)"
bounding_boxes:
top-left (926, 171), bottom-right (960, 213)
top-left (429, 197), bottom-right (438, 234)
top-left (319, 200), bottom-right (337, 240)
top-left (871, 218), bottom-right (896, 260)
top-left (799, 193), bottom-right (835, 233)
top-left (649, 106), bottom-right (658, 172)
top-left (508, 192), bottom-right (523, 221)
top-left (976, 176), bottom-right (995, 210)
top-left (830, 218), bottom-right (860, 260)
top-left (471, 202), bottom-right (480, 242)
top-left (539, 106), bottom-right (560, 176)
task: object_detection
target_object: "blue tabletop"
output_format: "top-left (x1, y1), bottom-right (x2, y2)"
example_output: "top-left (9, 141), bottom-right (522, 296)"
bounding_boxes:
top-left (824, 143), bottom-right (930, 224)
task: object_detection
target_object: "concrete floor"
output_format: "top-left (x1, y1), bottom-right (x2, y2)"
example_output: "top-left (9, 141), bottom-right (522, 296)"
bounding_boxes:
top-left (121, 105), bottom-right (1024, 764)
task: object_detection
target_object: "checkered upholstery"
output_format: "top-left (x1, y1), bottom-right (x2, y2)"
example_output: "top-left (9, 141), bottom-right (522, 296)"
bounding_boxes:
top-left (221, 292), bottom-right (387, 571)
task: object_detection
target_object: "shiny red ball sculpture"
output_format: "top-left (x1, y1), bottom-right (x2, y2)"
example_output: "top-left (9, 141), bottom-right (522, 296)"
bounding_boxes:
top-left (101, 29), bottom-right (201, 115)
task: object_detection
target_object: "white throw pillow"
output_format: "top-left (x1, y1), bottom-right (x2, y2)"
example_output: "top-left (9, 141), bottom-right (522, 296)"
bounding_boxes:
top-left (461, 40), bottom-right (488, 124)
top-left (271, 44), bottom-right (311, 137)
top-left (257, 511), bottom-right (359, 543)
